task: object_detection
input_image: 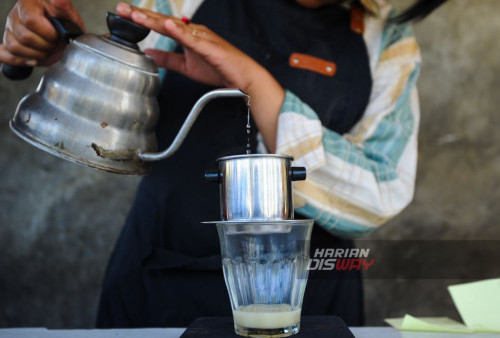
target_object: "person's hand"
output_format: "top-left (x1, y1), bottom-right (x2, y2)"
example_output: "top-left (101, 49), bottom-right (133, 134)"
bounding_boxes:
top-left (116, 2), bottom-right (285, 152)
top-left (0, 0), bottom-right (85, 67)
top-left (117, 2), bottom-right (262, 92)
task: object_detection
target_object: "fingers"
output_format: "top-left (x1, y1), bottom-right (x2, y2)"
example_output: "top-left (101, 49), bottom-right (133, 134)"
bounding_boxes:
top-left (130, 11), bottom-right (215, 53)
top-left (3, 30), bottom-right (49, 60)
top-left (116, 2), bottom-right (133, 20)
top-left (5, 15), bottom-right (56, 52)
top-left (118, 3), bottom-right (194, 38)
top-left (14, 1), bottom-right (60, 42)
top-left (117, 2), bottom-right (179, 24)
top-left (0, 44), bottom-right (38, 66)
top-left (144, 49), bottom-right (186, 72)
top-left (163, 19), bottom-right (215, 50)
top-left (144, 48), bottom-right (224, 87)
top-left (130, 11), bottom-right (186, 38)
top-left (47, 0), bottom-right (85, 32)
top-left (131, 11), bottom-right (170, 35)
top-left (118, 2), bottom-right (219, 51)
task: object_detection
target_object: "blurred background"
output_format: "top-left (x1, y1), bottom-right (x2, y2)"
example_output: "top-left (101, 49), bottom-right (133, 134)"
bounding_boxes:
top-left (0, 0), bottom-right (499, 328)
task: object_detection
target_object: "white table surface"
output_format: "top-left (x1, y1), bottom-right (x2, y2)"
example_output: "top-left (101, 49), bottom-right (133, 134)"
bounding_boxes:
top-left (0, 328), bottom-right (499, 338)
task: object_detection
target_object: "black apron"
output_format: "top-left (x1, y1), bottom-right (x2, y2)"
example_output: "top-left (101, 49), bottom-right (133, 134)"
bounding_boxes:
top-left (97, 0), bottom-right (371, 328)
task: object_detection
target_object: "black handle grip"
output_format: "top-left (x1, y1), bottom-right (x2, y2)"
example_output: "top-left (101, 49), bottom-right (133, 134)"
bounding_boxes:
top-left (205, 169), bottom-right (221, 183)
top-left (1, 17), bottom-right (83, 81)
top-left (1, 65), bottom-right (34, 80)
top-left (48, 17), bottom-right (84, 43)
top-left (290, 167), bottom-right (307, 181)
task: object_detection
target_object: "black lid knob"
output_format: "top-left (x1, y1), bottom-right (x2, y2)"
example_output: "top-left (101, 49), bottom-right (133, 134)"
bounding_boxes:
top-left (106, 12), bottom-right (150, 50)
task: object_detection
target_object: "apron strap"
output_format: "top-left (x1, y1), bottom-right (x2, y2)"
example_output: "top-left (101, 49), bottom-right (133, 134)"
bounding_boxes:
top-left (351, 4), bottom-right (365, 34)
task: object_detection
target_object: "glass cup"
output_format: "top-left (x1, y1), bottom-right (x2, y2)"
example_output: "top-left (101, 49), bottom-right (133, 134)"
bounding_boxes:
top-left (215, 220), bottom-right (313, 337)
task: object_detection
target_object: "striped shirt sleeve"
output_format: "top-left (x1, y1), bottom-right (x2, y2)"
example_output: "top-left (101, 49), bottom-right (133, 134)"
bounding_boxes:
top-left (275, 15), bottom-right (422, 238)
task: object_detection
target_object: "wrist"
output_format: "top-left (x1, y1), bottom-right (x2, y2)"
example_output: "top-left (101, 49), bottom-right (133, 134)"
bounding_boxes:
top-left (239, 58), bottom-right (267, 93)
top-left (242, 65), bottom-right (285, 154)
top-left (244, 64), bottom-right (284, 100)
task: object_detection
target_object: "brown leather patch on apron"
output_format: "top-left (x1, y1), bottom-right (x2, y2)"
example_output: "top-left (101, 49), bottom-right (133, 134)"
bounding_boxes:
top-left (289, 53), bottom-right (337, 77)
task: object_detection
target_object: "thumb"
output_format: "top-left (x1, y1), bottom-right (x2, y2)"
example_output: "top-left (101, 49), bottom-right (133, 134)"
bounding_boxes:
top-left (47, 0), bottom-right (86, 32)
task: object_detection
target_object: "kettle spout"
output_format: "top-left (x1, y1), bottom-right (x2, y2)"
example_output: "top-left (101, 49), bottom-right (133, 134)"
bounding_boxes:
top-left (138, 88), bottom-right (249, 162)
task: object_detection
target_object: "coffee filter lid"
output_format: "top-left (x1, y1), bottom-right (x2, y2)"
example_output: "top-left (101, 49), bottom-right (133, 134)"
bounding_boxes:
top-left (203, 220), bottom-right (313, 224)
top-left (216, 154), bottom-right (294, 162)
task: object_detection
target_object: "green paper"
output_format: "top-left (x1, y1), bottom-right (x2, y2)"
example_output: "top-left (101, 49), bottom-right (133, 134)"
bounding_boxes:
top-left (448, 278), bottom-right (500, 333)
top-left (385, 317), bottom-right (405, 329)
top-left (385, 315), bottom-right (474, 333)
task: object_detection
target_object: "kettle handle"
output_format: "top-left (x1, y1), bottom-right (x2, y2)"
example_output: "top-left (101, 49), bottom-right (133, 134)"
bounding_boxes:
top-left (138, 88), bottom-right (249, 162)
top-left (1, 17), bottom-right (83, 80)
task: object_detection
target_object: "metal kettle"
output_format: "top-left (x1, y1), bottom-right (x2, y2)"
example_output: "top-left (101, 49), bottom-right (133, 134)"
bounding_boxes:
top-left (5, 13), bottom-right (248, 175)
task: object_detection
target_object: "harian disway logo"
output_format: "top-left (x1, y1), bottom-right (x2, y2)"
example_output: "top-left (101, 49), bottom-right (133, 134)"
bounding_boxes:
top-left (307, 248), bottom-right (375, 271)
